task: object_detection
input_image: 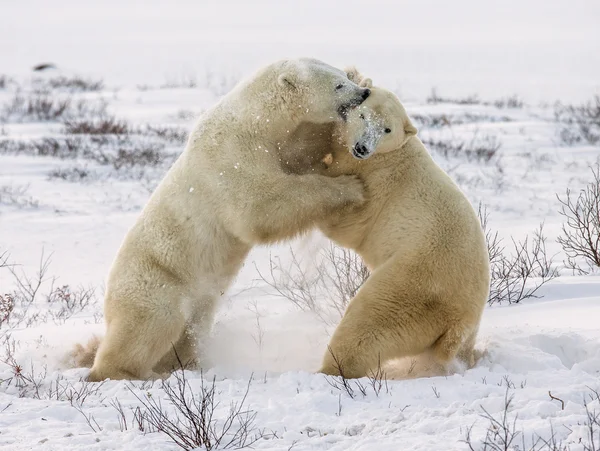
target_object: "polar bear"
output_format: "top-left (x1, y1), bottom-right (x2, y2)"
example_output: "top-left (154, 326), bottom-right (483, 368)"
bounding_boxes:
top-left (301, 75), bottom-right (490, 378)
top-left (80, 59), bottom-right (371, 381)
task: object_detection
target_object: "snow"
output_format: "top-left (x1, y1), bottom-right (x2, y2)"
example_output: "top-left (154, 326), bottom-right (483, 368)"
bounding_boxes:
top-left (1, 1), bottom-right (600, 450)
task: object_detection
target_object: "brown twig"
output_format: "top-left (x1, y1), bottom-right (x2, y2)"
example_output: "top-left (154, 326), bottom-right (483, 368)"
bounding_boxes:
top-left (548, 391), bottom-right (565, 410)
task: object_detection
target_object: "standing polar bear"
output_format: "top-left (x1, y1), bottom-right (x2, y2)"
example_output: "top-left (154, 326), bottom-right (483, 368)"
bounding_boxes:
top-left (306, 73), bottom-right (490, 378)
top-left (81, 59), bottom-right (371, 381)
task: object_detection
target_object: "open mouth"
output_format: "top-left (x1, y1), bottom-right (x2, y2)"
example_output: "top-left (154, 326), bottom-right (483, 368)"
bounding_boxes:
top-left (351, 142), bottom-right (371, 160)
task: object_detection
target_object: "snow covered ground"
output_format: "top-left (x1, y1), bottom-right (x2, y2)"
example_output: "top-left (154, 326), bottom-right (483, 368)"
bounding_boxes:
top-left (1, 1), bottom-right (599, 450)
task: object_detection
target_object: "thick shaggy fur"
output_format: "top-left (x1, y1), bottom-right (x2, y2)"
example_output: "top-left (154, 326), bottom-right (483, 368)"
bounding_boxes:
top-left (303, 81), bottom-right (490, 378)
top-left (79, 59), bottom-right (370, 381)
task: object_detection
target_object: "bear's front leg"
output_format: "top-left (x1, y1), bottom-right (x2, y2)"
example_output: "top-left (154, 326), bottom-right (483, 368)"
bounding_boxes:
top-left (227, 171), bottom-right (366, 244)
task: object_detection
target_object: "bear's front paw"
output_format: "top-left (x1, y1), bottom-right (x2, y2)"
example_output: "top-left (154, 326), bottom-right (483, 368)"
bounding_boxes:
top-left (332, 174), bottom-right (366, 207)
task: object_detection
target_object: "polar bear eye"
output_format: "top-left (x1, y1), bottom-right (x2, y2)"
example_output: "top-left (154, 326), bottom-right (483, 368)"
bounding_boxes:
top-left (359, 113), bottom-right (365, 120)
top-left (384, 128), bottom-right (392, 134)
top-left (335, 84), bottom-right (344, 90)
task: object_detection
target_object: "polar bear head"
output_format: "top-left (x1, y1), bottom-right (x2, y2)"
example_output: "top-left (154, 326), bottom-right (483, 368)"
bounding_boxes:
top-left (275, 58), bottom-right (371, 123)
top-left (343, 86), bottom-right (417, 160)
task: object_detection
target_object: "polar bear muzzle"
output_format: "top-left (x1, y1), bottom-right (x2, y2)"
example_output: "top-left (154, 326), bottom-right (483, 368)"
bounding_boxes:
top-left (338, 87), bottom-right (371, 121)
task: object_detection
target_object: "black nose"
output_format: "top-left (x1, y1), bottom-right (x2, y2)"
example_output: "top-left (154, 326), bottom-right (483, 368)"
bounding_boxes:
top-left (354, 142), bottom-right (368, 156)
top-left (362, 88), bottom-right (371, 100)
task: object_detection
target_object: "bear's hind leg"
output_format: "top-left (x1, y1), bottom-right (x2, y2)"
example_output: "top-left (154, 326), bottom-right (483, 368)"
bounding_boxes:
top-left (88, 312), bottom-right (186, 382)
top-left (318, 262), bottom-right (451, 379)
top-left (454, 327), bottom-right (480, 369)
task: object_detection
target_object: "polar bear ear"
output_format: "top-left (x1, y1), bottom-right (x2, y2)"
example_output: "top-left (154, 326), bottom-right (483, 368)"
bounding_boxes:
top-left (278, 73), bottom-right (299, 91)
top-left (405, 121), bottom-right (418, 137)
top-left (344, 66), bottom-right (361, 83)
top-left (344, 66), bottom-right (372, 88)
top-left (401, 119), bottom-right (418, 146)
top-left (360, 77), bottom-right (373, 88)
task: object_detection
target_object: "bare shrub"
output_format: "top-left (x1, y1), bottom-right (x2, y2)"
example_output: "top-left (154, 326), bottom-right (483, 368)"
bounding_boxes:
top-left (0, 294), bottom-right (15, 328)
top-left (325, 349), bottom-right (388, 399)
top-left (478, 206), bottom-right (559, 305)
top-left (64, 116), bottom-right (129, 135)
top-left (1, 252), bottom-right (99, 330)
top-left (1, 252), bottom-right (52, 329)
top-left (557, 162), bottom-right (600, 274)
top-left (319, 243), bottom-right (369, 317)
top-left (0, 75), bottom-right (10, 90)
top-left (46, 376), bottom-right (106, 406)
top-left (555, 95), bottom-right (600, 145)
top-left (426, 88), bottom-right (524, 109)
top-left (45, 75), bottom-right (104, 92)
top-left (0, 338), bottom-right (48, 399)
top-left (0, 251), bottom-right (9, 269)
top-left (0, 184), bottom-right (39, 209)
top-left (1, 91), bottom-right (71, 121)
top-left (464, 388), bottom-right (600, 451)
top-left (0, 135), bottom-right (169, 173)
top-left (48, 166), bottom-right (92, 182)
top-left (1, 91), bottom-right (107, 124)
top-left (492, 95), bottom-right (524, 109)
top-left (46, 284), bottom-right (97, 324)
top-left (422, 133), bottom-right (501, 163)
top-left (0, 137), bottom-right (81, 159)
top-left (161, 74), bottom-right (198, 89)
top-left (464, 389), bottom-right (522, 451)
top-left (255, 243), bottom-right (369, 322)
top-left (255, 251), bottom-right (321, 313)
top-left (427, 88), bottom-right (480, 105)
top-left (109, 144), bottom-right (165, 170)
top-left (130, 368), bottom-right (262, 450)
top-left (145, 125), bottom-right (188, 145)
top-left (411, 113), bottom-right (511, 129)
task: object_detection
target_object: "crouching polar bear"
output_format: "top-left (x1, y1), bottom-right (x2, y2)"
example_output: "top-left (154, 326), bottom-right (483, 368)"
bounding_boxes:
top-left (74, 58), bottom-right (371, 381)
top-left (295, 71), bottom-right (490, 378)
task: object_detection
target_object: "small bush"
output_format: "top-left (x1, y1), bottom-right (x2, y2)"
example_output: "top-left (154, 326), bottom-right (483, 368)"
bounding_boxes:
top-left (557, 162), bottom-right (600, 273)
top-left (464, 388), bottom-right (600, 451)
top-left (64, 116), bottom-right (128, 135)
top-left (145, 125), bottom-right (188, 145)
top-left (479, 205), bottom-right (559, 306)
top-left (110, 144), bottom-right (164, 170)
top-left (48, 166), bottom-right (92, 182)
top-left (427, 88), bottom-right (480, 105)
top-left (555, 95), bottom-right (600, 145)
top-left (422, 133), bottom-right (502, 163)
top-left (492, 95), bottom-right (524, 109)
top-left (0, 135), bottom-right (169, 173)
top-left (1, 91), bottom-right (107, 123)
top-left (0, 137), bottom-right (82, 159)
top-left (0, 184), bottom-right (39, 209)
top-left (46, 284), bottom-right (96, 324)
top-left (45, 76), bottom-right (104, 92)
top-left (412, 113), bottom-right (512, 129)
top-left (130, 368), bottom-right (262, 450)
top-left (255, 243), bottom-right (369, 323)
top-left (0, 251), bottom-right (99, 331)
top-left (1, 91), bottom-right (71, 121)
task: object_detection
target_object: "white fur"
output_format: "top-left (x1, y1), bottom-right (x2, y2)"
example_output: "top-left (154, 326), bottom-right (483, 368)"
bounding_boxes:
top-left (81, 58), bottom-right (371, 381)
